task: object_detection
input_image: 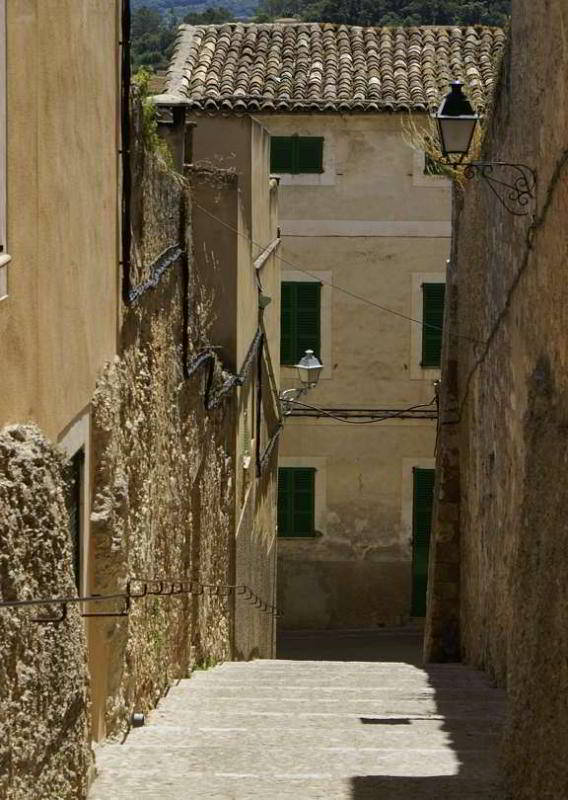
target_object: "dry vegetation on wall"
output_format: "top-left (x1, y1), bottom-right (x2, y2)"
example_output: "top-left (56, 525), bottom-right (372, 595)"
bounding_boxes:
top-left (0, 427), bottom-right (91, 800)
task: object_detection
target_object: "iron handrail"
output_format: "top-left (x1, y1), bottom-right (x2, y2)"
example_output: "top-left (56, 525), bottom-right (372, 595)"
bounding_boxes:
top-left (0, 577), bottom-right (282, 624)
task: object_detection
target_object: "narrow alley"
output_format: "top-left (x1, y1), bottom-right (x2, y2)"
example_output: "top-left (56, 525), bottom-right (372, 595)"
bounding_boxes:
top-left (89, 631), bottom-right (505, 799)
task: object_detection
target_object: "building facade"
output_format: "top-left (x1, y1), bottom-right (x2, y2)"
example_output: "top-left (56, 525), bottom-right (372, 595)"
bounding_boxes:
top-left (424, 0), bottom-right (568, 797)
top-left (161, 20), bottom-right (503, 629)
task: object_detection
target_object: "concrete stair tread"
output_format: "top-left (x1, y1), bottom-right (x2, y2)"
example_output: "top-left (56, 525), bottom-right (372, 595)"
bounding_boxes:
top-left (89, 655), bottom-right (506, 799)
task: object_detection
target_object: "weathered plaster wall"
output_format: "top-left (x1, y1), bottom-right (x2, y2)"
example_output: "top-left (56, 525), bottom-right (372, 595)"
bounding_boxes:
top-left (426, 1), bottom-right (568, 796)
top-left (190, 117), bottom-right (280, 659)
top-left (251, 113), bottom-right (450, 629)
top-left (0, 0), bottom-right (119, 441)
top-left (0, 426), bottom-right (91, 800)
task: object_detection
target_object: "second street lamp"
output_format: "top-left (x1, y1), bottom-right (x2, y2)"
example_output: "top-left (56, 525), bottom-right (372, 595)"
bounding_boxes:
top-left (280, 349), bottom-right (323, 416)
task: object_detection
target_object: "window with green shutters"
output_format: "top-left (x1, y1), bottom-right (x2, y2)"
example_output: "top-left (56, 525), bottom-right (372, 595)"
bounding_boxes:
top-left (424, 152), bottom-right (444, 176)
top-left (421, 282), bottom-right (446, 367)
top-left (270, 136), bottom-right (324, 174)
top-left (281, 281), bottom-right (321, 365)
top-left (278, 468), bottom-right (316, 537)
top-left (411, 468), bottom-right (435, 617)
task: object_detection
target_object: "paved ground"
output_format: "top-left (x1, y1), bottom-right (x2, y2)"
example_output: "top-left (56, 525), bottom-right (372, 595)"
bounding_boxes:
top-left (89, 631), bottom-right (506, 799)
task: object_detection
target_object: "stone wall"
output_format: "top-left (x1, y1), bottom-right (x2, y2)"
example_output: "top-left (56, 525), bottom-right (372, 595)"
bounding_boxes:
top-left (88, 106), bottom-right (239, 736)
top-left (0, 427), bottom-right (91, 800)
top-left (89, 262), bottom-right (235, 735)
top-left (425, 1), bottom-right (568, 797)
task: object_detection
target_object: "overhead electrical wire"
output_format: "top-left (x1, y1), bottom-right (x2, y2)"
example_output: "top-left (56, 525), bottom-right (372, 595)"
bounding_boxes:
top-left (191, 200), bottom-right (482, 345)
top-left (288, 397), bottom-right (438, 424)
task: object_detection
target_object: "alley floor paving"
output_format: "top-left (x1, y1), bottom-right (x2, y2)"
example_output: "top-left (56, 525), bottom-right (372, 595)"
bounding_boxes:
top-left (89, 630), bottom-right (506, 799)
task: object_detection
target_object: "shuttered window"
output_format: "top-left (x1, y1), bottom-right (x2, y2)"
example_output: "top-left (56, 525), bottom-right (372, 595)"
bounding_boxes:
top-left (411, 468), bottom-right (435, 617)
top-left (278, 467), bottom-right (316, 537)
top-left (424, 152), bottom-right (444, 176)
top-left (281, 281), bottom-right (321, 365)
top-left (270, 136), bottom-right (324, 174)
top-left (421, 283), bottom-right (446, 367)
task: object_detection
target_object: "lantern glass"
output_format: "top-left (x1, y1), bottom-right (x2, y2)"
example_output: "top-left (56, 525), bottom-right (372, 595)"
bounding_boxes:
top-left (435, 81), bottom-right (479, 157)
top-left (295, 350), bottom-right (323, 387)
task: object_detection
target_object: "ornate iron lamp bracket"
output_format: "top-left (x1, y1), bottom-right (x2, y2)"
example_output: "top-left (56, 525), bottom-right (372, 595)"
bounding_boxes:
top-left (444, 160), bottom-right (537, 216)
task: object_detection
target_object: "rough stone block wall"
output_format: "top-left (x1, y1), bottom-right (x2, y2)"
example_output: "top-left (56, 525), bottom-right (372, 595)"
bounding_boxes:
top-left (89, 132), bottom-right (235, 734)
top-left (426, 1), bottom-right (568, 797)
top-left (0, 426), bottom-right (91, 800)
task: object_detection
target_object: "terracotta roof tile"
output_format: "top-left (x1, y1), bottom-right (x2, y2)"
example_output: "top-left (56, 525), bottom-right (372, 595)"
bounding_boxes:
top-left (161, 22), bottom-right (505, 113)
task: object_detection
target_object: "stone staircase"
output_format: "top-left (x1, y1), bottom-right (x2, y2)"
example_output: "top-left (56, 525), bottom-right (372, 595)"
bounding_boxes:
top-left (89, 655), bottom-right (506, 799)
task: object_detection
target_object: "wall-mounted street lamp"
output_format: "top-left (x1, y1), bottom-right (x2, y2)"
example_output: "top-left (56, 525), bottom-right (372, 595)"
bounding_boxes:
top-left (434, 81), bottom-right (536, 216)
top-left (279, 350), bottom-right (323, 415)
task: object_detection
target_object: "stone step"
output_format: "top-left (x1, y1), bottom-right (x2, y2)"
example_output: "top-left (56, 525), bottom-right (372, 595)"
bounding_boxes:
top-left (92, 742), bottom-right (499, 779)
top-left (89, 648), bottom-right (506, 800)
top-left (125, 721), bottom-right (498, 749)
top-left (146, 710), bottom-right (505, 730)
top-left (89, 772), bottom-right (502, 800)
top-left (178, 680), bottom-right (494, 698)
top-left (152, 697), bottom-right (505, 719)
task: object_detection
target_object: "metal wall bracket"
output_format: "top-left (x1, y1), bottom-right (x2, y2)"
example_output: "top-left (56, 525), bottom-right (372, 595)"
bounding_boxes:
top-left (441, 160), bottom-right (537, 216)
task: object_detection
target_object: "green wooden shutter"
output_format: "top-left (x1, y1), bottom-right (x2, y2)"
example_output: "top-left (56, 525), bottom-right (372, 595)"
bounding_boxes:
top-left (278, 468), bottom-right (316, 537)
top-left (271, 137), bottom-right (294, 173)
top-left (295, 137), bottom-right (324, 173)
top-left (424, 152), bottom-right (444, 176)
top-left (422, 283), bottom-right (446, 367)
top-left (278, 468), bottom-right (294, 536)
top-left (280, 282), bottom-right (321, 365)
top-left (292, 469), bottom-right (315, 536)
top-left (296, 282), bottom-right (321, 362)
top-left (280, 283), bottom-right (295, 365)
top-left (411, 468), bottom-right (435, 616)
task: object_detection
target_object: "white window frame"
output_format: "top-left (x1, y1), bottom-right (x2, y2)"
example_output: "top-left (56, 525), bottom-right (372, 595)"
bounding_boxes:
top-left (0, 0), bottom-right (8, 300)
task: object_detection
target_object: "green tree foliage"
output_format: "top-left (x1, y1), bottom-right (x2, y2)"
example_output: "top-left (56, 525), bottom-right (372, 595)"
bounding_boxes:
top-left (131, 6), bottom-right (177, 69)
top-left (183, 6), bottom-right (236, 23)
top-left (131, 4), bottom-right (235, 70)
top-left (255, 0), bottom-right (510, 25)
top-left (131, 0), bottom-right (510, 71)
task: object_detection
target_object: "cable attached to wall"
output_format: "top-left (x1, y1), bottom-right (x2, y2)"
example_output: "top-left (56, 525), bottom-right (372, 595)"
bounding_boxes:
top-left (192, 200), bottom-right (482, 346)
top-left (288, 397), bottom-right (438, 424)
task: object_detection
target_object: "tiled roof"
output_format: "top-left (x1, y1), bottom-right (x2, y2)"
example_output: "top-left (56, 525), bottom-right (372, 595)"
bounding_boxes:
top-left (159, 22), bottom-right (505, 114)
top-left (147, 72), bottom-right (167, 95)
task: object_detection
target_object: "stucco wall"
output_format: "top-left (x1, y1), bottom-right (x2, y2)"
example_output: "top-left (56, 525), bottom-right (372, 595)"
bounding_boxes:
top-left (190, 117), bottom-right (280, 659)
top-left (425, 2), bottom-right (568, 796)
top-left (251, 113), bottom-right (450, 628)
top-left (0, 0), bottom-right (119, 441)
top-left (0, 426), bottom-right (91, 800)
